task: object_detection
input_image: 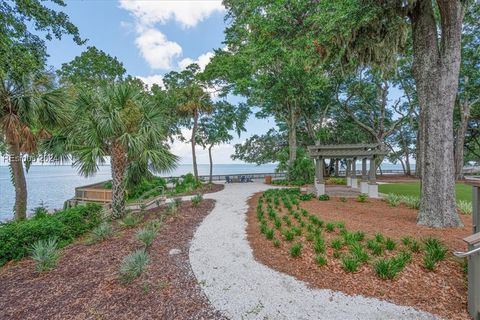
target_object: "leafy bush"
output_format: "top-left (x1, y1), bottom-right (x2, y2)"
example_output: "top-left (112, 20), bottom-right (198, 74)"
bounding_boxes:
top-left (265, 228), bottom-right (275, 240)
top-left (331, 238), bottom-right (343, 250)
top-left (356, 193), bottom-right (368, 202)
top-left (325, 177), bottom-right (346, 185)
top-left (145, 219), bottom-right (162, 232)
top-left (0, 203), bottom-right (101, 266)
top-left (290, 243), bottom-right (303, 257)
top-left (136, 228), bottom-right (157, 248)
top-left (423, 237), bottom-right (447, 270)
top-left (325, 222), bottom-right (335, 232)
top-left (299, 193), bottom-right (315, 201)
top-left (273, 238), bottom-right (281, 247)
top-left (191, 194), bottom-right (203, 207)
top-left (119, 249), bottom-right (149, 283)
top-left (314, 237), bottom-right (325, 253)
top-left (126, 177), bottom-right (167, 201)
top-left (282, 229), bottom-right (295, 241)
top-left (366, 239), bottom-right (384, 256)
top-left (89, 222), bottom-right (113, 243)
top-left (349, 243), bottom-right (369, 263)
top-left (341, 255), bottom-right (360, 272)
top-left (374, 251), bottom-right (412, 279)
top-left (385, 194), bottom-right (401, 207)
top-left (172, 173), bottom-right (202, 194)
top-left (385, 238), bottom-right (396, 251)
top-left (457, 200), bottom-right (472, 215)
top-left (400, 195), bottom-right (421, 209)
top-left (30, 237), bottom-right (60, 272)
top-left (119, 211), bottom-right (143, 228)
top-left (374, 233), bottom-right (385, 243)
top-left (318, 194), bottom-right (330, 201)
top-left (315, 254), bottom-right (327, 266)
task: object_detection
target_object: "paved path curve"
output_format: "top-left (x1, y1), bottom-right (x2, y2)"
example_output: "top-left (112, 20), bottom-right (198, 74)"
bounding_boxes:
top-left (189, 182), bottom-right (436, 320)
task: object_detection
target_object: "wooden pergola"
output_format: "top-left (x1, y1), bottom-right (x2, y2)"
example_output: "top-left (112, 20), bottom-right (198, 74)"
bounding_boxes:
top-left (307, 143), bottom-right (387, 198)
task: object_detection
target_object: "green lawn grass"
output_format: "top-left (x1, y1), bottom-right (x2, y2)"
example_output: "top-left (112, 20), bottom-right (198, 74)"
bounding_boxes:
top-left (378, 182), bottom-right (472, 202)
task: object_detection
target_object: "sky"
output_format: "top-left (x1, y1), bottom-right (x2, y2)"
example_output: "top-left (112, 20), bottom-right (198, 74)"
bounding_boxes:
top-left (40, 0), bottom-right (277, 165)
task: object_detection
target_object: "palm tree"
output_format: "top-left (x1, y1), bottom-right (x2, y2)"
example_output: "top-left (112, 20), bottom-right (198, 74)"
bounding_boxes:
top-left (69, 81), bottom-right (178, 218)
top-left (0, 74), bottom-right (69, 220)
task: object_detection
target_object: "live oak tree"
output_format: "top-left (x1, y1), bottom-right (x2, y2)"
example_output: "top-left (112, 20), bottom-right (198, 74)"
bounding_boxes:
top-left (68, 82), bottom-right (177, 218)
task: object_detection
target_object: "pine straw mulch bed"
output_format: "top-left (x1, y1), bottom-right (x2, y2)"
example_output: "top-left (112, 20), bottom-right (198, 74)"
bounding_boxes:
top-left (0, 200), bottom-right (226, 320)
top-left (247, 193), bottom-right (472, 320)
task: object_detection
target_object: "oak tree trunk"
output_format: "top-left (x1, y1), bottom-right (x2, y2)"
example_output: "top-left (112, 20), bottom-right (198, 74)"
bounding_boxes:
top-left (191, 109), bottom-right (199, 179)
top-left (411, 0), bottom-right (464, 227)
top-left (110, 142), bottom-right (128, 219)
top-left (9, 142), bottom-right (27, 220)
top-left (454, 102), bottom-right (470, 179)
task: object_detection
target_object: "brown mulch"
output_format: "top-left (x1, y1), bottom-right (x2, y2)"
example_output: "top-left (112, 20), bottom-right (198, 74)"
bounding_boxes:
top-left (170, 183), bottom-right (224, 197)
top-left (0, 200), bottom-right (226, 320)
top-left (247, 194), bottom-right (472, 320)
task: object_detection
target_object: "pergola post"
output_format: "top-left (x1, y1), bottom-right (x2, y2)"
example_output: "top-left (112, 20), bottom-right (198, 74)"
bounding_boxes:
top-left (334, 159), bottom-right (339, 176)
top-left (368, 156), bottom-right (379, 198)
top-left (351, 157), bottom-right (358, 189)
top-left (360, 158), bottom-right (369, 194)
top-left (346, 159), bottom-right (352, 187)
top-left (314, 157), bottom-right (325, 196)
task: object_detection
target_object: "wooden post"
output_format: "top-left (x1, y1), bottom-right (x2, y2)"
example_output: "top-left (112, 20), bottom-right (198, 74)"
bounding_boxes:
top-left (317, 157), bottom-right (324, 183)
top-left (464, 232), bottom-right (480, 320)
top-left (473, 185), bottom-right (480, 234)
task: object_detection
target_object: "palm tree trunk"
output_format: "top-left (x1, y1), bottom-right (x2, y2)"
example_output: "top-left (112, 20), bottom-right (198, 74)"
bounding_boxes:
top-left (191, 109), bottom-right (199, 179)
top-left (208, 144), bottom-right (213, 184)
top-left (110, 142), bottom-right (128, 218)
top-left (9, 142), bottom-right (27, 220)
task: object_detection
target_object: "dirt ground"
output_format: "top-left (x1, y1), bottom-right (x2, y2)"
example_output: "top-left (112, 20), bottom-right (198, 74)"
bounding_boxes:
top-left (247, 193), bottom-right (472, 320)
top-left (0, 200), bottom-right (226, 320)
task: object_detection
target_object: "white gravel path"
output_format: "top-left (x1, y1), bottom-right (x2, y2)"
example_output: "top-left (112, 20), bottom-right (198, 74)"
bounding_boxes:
top-left (190, 182), bottom-right (437, 320)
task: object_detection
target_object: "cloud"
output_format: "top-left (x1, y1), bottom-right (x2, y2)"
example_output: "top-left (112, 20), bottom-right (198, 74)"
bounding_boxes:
top-left (179, 51), bottom-right (214, 70)
top-left (136, 74), bottom-right (164, 89)
top-left (135, 28), bottom-right (182, 70)
top-left (118, 0), bottom-right (224, 29)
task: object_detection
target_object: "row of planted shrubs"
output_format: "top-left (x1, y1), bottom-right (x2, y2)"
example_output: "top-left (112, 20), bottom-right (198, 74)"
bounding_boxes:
top-left (384, 193), bottom-right (472, 214)
top-left (0, 203), bottom-right (102, 266)
top-left (257, 188), bottom-right (449, 280)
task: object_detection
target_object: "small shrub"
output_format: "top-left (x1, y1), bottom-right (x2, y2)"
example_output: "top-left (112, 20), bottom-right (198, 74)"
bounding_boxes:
top-left (291, 226), bottom-right (302, 236)
top-left (314, 237), bottom-right (325, 253)
top-left (331, 238), bottom-right (343, 250)
top-left (385, 238), bottom-right (396, 251)
top-left (374, 233), bottom-right (385, 243)
top-left (401, 236), bottom-right (412, 246)
top-left (349, 243), bottom-right (369, 263)
top-left (333, 250), bottom-right (341, 259)
top-left (89, 222), bottom-right (113, 243)
top-left (341, 255), bottom-right (360, 272)
top-left (356, 193), bottom-right (368, 202)
top-left (325, 222), bottom-right (335, 232)
top-left (120, 211), bottom-right (143, 227)
top-left (318, 194), bottom-right (330, 201)
top-left (367, 240), bottom-right (384, 256)
top-left (299, 193), bottom-right (315, 201)
top-left (423, 255), bottom-right (436, 270)
top-left (339, 197), bottom-right (347, 203)
top-left (306, 232), bottom-right (315, 241)
top-left (373, 253), bottom-right (411, 280)
top-left (336, 221), bottom-right (346, 229)
top-left (282, 230), bottom-right (295, 241)
top-left (173, 198), bottom-right (183, 207)
top-left (273, 238), bottom-right (281, 247)
top-left (290, 243), bottom-right (303, 257)
top-left (136, 228), bottom-right (157, 248)
top-left (315, 254), bottom-right (327, 266)
top-left (119, 249), bottom-right (149, 283)
top-left (274, 219), bottom-right (282, 229)
top-left (265, 228), bottom-right (275, 240)
top-left (385, 194), bottom-right (401, 207)
top-left (409, 240), bottom-right (421, 253)
top-left (191, 194), bottom-right (203, 207)
top-left (400, 195), bottom-right (420, 209)
top-left (30, 237), bottom-right (60, 272)
top-left (145, 219), bottom-right (162, 232)
top-left (423, 237), bottom-right (447, 270)
top-left (457, 200), bottom-right (472, 215)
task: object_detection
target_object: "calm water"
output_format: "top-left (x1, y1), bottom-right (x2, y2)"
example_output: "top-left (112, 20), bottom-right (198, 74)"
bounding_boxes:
top-left (0, 163), bottom-right (278, 221)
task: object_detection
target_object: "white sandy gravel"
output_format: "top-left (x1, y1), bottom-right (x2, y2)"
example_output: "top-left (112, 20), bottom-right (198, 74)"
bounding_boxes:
top-left (189, 182), bottom-right (437, 320)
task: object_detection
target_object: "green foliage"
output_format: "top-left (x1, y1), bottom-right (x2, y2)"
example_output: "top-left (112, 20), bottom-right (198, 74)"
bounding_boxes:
top-left (315, 254), bottom-right (328, 267)
top-left (341, 255), bottom-right (360, 272)
top-left (423, 238), bottom-right (448, 270)
top-left (299, 193), bottom-right (315, 201)
top-left (0, 203), bottom-right (101, 266)
top-left (191, 194), bottom-right (203, 207)
top-left (136, 228), bottom-right (157, 248)
top-left (119, 249), bottom-right (149, 284)
top-left (331, 238), bottom-right (343, 250)
top-left (385, 194), bottom-right (401, 207)
top-left (325, 222), bottom-right (335, 232)
top-left (273, 238), bottom-right (281, 247)
top-left (400, 195), bottom-right (421, 210)
top-left (171, 174), bottom-right (203, 195)
top-left (457, 200), bottom-right (472, 215)
top-left (373, 252), bottom-right (411, 280)
top-left (265, 228), bottom-right (275, 240)
top-left (366, 239), bottom-right (384, 256)
top-left (119, 211), bottom-right (144, 228)
top-left (30, 237), bottom-right (60, 272)
top-left (356, 193), bottom-right (368, 202)
top-left (385, 238), bottom-right (396, 251)
top-left (145, 219), bottom-right (162, 232)
top-left (325, 177), bottom-right (346, 185)
top-left (282, 229), bottom-right (295, 241)
top-left (88, 222), bottom-right (113, 244)
top-left (349, 243), bottom-right (369, 263)
top-left (374, 233), bottom-right (385, 243)
top-left (290, 243), bottom-right (303, 257)
top-left (126, 177), bottom-right (167, 201)
top-left (314, 237), bottom-right (325, 254)
top-left (318, 194), bottom-right (330, 201)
